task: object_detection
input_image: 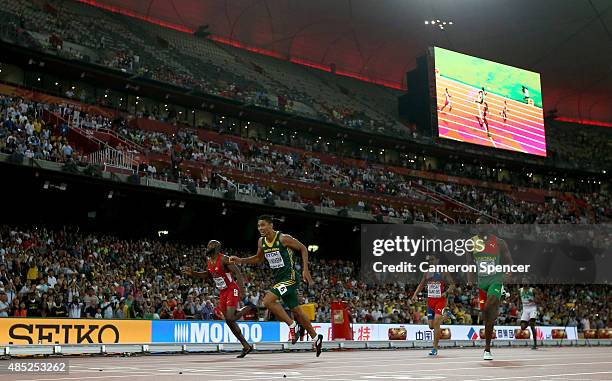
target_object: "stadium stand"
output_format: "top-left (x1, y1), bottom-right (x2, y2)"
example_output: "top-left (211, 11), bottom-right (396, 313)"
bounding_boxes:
top-left (2, 90), bottom-right (609, 225)
top-left (0, 225), bottom-right (608, 331)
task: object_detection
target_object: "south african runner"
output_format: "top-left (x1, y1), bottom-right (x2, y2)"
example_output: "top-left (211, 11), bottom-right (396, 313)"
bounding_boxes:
top-left (230, 215), bottom-right (323, 356)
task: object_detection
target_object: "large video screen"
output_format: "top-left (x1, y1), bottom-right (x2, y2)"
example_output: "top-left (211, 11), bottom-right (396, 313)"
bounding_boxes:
top-left (434, 47), bottom-right (546, 156)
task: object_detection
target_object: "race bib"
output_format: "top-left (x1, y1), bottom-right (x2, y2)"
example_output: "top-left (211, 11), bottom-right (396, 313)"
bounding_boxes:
top-left (276, 284), bottom-right (288, 295)
top-left (265, 251), bottom-right (285, 269)
top-left (213, 277), bottom-right (227, 290)
top-left (427, 282), bottom-right (442, 298)
top-left (478, 259), bottom-right (497, 275)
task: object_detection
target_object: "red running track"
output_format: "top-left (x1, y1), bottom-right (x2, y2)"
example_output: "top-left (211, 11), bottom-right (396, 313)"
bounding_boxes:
top-left (436, 75), bottom-right (546, 156)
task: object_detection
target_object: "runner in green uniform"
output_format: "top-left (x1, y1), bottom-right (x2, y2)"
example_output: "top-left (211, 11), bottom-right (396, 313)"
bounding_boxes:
top-left (519, 286), bottom-right (541, 350)
top-left (468, 219), bottom-right (513, 361)
top-left (230, 215), bottom-right (324, 357)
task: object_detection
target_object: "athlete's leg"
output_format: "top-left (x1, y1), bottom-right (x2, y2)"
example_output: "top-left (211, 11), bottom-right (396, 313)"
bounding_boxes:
top-left (225, 306), bottom-right (251, 349)
top-left (483, 294), bottom-right (500, 353)
top-left (291, 306), bottom-right (317, 339)
top-left (529, 318), bottom-right (537, 348)
top-left (478, 289), bottom-right (487, 325)
top-left (234, 304), bottom-right (255, 320)
top-left (285, 289), bottom-right (323, 356)
top-left (263, 291), bottom-right (294, 325)
top-left (432, 314), bottom-right (444, 351)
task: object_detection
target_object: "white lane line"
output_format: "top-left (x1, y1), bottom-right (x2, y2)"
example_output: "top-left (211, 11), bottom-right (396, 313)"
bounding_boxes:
top-left (439, 118), bottom-right (545, 153)
top-left (437, 76), bottom-right (543, 119)
top-left (466, 371), bottom-right (612, 381)
top-left (438, 112), bottom-right (546, 148)
top-left (436, 98), bottom-right (546, 138)
top-left (439, 122), bottom-right (530, 153)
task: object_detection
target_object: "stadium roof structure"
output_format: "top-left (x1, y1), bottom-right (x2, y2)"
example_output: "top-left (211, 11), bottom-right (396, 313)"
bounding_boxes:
top-left (78, 0), bottom-right (612, 122)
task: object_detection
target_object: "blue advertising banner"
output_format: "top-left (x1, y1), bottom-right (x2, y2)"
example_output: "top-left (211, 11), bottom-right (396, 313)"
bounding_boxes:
top-left (151, 321), bottom-right (281, 343)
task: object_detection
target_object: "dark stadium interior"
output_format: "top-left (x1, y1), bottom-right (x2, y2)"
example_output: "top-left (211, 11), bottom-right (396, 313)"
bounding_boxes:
top-left (1, 161), bottom-right (361, 255)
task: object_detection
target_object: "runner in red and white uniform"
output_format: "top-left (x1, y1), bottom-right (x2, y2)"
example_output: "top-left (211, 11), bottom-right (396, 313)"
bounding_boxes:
top-left (500, 100), bottom-right (508, 123)
top-left (182, 240), bottom-right (254, 358)
top-left (412, 255), bottom-right (454, 356)
top-left (440, 88), bottom-right (453, 112)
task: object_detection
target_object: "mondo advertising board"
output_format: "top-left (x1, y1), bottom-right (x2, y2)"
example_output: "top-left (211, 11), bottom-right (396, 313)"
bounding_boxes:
top-left (0, 318), bottom-right (152, 345)
top-left (151, 320), bottom-right (281, 343)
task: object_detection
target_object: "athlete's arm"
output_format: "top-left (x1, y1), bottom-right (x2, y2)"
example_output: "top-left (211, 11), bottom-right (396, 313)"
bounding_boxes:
top-left (280, 234), bottom-right (313, 284)
top-left (412, 275), bottom-right (426, 301)
top-left (224, 256), bottom-right (247, 298)
top-left (466, 240), bottom-right (475, 285)
top-left (533, 287), bottom-right (542, 305)
top-left (182, 266), bottom-right (209, 279)
top-left (499, 238), bottom-right (513, 281)
top-left (229, 238), bottom-right (265, 265)
top-left (444, 273), bottom-right (455, 295)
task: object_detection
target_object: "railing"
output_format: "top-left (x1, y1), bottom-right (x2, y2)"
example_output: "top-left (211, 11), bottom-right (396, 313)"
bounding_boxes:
top-left (92, 126), bottom-right (146, 153)
top-left (87, 147), bottom-right (135, 172)
top-left (422, 184), bottom-right (503, 223)
top-left (434, 209), bottom-right (456, 223)
top-left (69, 115), bottom-right (146, 153)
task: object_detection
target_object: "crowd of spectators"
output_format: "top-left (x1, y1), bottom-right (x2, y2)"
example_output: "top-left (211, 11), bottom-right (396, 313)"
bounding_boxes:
top-left (0, 226), bottom-right (608, 333)
top-left (433, 182), bottom-right (611, 224)
top-left (0, 0), bottom-right (401, 136)
top-left (2, 94), bottom-right (609, 226)
top-left (0, 96), bottom-right (77, 163)
top-left (105, 119), bottom-right (610, 224)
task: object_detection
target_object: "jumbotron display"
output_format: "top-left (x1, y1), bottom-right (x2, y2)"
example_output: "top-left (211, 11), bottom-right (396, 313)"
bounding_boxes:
top-left (434, 47), bottom-right (546, 156)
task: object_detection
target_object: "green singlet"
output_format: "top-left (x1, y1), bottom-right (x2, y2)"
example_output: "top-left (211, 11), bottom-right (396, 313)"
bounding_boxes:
top-left (262, 231), bottom-right (300, 309)
top-left (472, 234), bottom-right (503, 298)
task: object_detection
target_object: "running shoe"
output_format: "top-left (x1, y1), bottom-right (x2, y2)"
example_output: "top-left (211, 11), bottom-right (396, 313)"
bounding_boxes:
top-left (314, 334), bottom-right (323, 357)
top-left (446, 309), bottom-right (456, 322)
top-left (290, 322), bottom-right (303, 345)
top-left (429, 348), bottom-right (438, 356)
top-left (483, 350), bottom-right (493, 360)
top-left (236, 344), bottom-right (253, 358)
top-left (531, 345), bottom-right (538, 350)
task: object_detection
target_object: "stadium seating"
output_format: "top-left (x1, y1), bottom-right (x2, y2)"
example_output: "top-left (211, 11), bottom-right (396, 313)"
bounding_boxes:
top-left (2, 92), bottom-right (609, 224)
top-left (0, 225), bottom-right (608, 330)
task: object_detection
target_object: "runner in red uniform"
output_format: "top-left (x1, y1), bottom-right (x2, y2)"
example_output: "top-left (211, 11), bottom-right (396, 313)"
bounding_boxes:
top-left (412, 255), bottom-right (454, 356)
top-left (182, 240), bottom-right (254, 358)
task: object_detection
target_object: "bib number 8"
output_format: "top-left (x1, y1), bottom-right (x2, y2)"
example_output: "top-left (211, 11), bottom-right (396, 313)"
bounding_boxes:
top-left (277, 284), bottom-right (288, 295)
top-left (233, 288), bottom-right (239, 297)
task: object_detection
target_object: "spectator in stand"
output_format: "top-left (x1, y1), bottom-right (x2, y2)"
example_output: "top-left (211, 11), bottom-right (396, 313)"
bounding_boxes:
top-left (68, 296), bottom-right (83, 318)
top-left (0, 292), bottom-right (9, 317)
top-left (53, 296), bottom-right (68, 318)
top-left (172, 303), bottom-right (186, 320)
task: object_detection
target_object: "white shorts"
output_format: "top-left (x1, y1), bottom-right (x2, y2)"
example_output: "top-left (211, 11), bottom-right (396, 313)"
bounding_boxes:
top-left (520, 306), bottom-right (538, 321)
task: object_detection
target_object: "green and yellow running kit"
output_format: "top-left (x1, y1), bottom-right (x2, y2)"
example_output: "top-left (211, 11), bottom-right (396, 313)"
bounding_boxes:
top-left (262, 231), bottom-right (300, 309)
